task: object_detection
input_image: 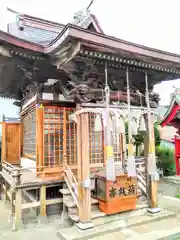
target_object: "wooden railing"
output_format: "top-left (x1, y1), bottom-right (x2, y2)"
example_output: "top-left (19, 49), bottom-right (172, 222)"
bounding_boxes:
top-left (64, 164), bottom-right (79, 208)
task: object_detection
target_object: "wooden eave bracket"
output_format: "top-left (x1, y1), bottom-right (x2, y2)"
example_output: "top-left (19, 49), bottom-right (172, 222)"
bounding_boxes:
top-left (0, 46), bottom-right (11, 57)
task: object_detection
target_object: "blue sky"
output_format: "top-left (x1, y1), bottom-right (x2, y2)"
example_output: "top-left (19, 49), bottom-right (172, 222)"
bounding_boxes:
top-left (0, 0), bottom-right (180, 117)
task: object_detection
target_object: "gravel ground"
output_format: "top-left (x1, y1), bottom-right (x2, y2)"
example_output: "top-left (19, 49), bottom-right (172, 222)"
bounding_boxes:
top-left (158, 180), bottom-right (179, 197)
top-left (0, 180), bottom-right (179, 240)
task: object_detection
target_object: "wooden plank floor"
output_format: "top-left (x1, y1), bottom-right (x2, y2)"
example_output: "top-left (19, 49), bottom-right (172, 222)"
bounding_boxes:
top-left (1, 169), bottom-right (63, 189)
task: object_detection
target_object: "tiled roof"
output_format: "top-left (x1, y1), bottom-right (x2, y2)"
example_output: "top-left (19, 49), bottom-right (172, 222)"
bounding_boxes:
top-left (7, 8), bottom-right (103, 45)
top-left (8, 22), bottom-right (61, 45)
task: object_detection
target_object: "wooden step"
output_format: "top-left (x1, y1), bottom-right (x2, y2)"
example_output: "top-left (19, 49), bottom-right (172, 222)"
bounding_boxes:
top-left (59, 189), bottom-right (71, 195)
top-left (69, 209), bottom-right (106, 223)
top-left (68, 201), bottom-right (100, 215)
top-left (64, 197), bottom-right (98, 208)
top-left (60, 177), bottom-right (95, 195)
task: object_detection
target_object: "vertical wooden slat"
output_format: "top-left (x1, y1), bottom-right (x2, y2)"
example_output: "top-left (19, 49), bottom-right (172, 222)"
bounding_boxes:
top-left (102, 119), bottom-right (106, 167)
top-left (58, 108), bottom-right (61, 166)
top-left (20, 119), bottom-right (23, 160)
top-left (17, 124), bottom-right (21, 165)
top-left (2, 122), bottom-right (6, 162)
top-left (63, 108), bottom-right (67, 164)
top-left (36, 107), bottom-right (44, 174)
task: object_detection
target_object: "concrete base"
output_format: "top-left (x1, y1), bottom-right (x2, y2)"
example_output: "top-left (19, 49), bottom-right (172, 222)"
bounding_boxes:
top-left (12, 219), bottom-right (23, 232)
top-left (147, 207), bottom-right (161, 214)
top-left (38, 215), bottom-right (48, 224)
top-left (76, 221), bottom-right (94, 230)
top-left (57, 209), bottom-right (175, 240)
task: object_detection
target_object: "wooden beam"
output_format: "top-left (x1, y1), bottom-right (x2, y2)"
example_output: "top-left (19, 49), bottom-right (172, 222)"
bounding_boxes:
top-left (21, 198), bottom-right (62, 210)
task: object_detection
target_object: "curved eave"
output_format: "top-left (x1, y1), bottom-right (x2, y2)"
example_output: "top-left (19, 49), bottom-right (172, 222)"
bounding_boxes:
top-left (2, 24), bottom-right (180, 62)
top-left (0, 29), bottom-right (44, 53)
top-left (160, 95), bottom-right (180, 127)
top-left (45, 24), bottom-right (180, 65)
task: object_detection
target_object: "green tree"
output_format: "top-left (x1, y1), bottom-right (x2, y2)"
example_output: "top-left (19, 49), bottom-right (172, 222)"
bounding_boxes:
top-left (125, 121), bottom-right (160, 156)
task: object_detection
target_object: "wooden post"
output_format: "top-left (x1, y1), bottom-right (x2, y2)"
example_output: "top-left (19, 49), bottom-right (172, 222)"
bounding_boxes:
top-left (143, 114), bottom-right (150, 205)
top-left (149, 114), bottom-right (158, 209)
top-left (13, 188), bottom-right (22, 231)
top-left (39, 185), bottom-right (47, 221)
top-left (77, 113), bottom-right (91, 223)
top-left (145, 73), bottom-right (159, 212)
top-left (20, 118), bottom-right (23, 161)
top-left (9, 191), bottom-right (15, 223)
top-left (36, 106), bottom-right (44, 174)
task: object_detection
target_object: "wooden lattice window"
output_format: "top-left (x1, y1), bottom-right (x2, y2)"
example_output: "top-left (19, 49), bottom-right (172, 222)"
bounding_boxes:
top-left (43, 107), bottom-right (76, 167)
top-left (113, 134), bottom-right (124, 163)
top-left (88, 113), bottom-right (104, 165)
top-left (88, 112), bottom-right (123, 165)
top-left (22, 109), bottom-right (36, 159)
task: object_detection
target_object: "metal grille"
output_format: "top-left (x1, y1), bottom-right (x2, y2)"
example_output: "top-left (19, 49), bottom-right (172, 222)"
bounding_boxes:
top-left (22, 109), bottom-right (36, 158)
top-left (43, 107), bottom-right (76, 167)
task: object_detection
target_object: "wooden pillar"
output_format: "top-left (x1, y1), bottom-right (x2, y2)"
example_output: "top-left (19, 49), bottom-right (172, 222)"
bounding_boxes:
top-left (149, 114), bottom-right (157, 209)
top-left (77, 113), bottom-right (91, 223)
top-left (9, 192), bottom-right (15, 222)
top-left (144, 113), bottom-right (158, 209)
top-left (36, 106), bottom-right (44, 174)
top-left (13, 188), bottom-right (22, 231)
top-left (144, 114), bottom-right (150, 205)
top-left (40, 185), bottom-right (46, 218)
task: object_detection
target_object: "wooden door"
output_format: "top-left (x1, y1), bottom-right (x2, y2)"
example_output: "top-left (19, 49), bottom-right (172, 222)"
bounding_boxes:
top-left (2, 122), bottom-right (21, 165)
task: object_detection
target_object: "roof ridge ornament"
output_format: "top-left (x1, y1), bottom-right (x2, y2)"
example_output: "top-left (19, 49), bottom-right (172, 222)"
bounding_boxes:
top-left (7, 7), bottom-right (24, 30)
top-left (173, 86), bottom-right (180, 95)
top-left (72, 0), bottom-right (94, 28)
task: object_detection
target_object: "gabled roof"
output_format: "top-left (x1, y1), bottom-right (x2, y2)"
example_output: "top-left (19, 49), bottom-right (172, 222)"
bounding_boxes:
top-left (7, 8), bottom-right (103, 45)
top-left (160, 93), bottom-right (180, 127)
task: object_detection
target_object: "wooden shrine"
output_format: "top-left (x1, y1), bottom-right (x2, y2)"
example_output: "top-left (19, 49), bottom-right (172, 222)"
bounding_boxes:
top-left (0, 4), bottom-right (179, 230)
top-left (160, 90), bottom-right (180, 175)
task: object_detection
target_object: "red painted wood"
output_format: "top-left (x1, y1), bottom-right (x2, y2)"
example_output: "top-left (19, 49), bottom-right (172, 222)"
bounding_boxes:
top-left (175, 137), bottom-right (180, 175)
top-left (161, 104), bottom-right (180, 127)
